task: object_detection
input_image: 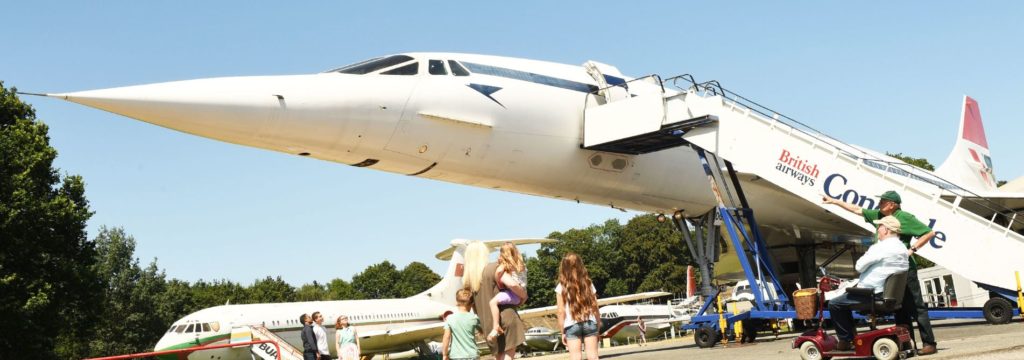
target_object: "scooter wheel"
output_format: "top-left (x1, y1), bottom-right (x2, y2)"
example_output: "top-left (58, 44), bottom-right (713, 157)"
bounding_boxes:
top-left (872, 337), bottom-right (899, 360)
top-left (799, 341), bottom-right (826, 360)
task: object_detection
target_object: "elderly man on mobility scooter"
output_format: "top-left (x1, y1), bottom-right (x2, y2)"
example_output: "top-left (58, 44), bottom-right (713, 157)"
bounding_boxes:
top-left (794, 216), bottom-right (913, 360)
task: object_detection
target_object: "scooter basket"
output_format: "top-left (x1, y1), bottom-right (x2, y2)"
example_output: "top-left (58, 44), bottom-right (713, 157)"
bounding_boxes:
top-left (793, 288), bottom-right (819, 320)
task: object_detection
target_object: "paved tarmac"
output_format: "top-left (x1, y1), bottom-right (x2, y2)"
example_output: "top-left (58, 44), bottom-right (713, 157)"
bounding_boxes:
top-left (522, 319), bottom-right (1024, 359)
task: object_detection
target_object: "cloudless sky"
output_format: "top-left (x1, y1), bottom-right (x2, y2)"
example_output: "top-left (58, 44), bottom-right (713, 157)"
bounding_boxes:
top-left (4, 1), bottom-right (1023, 287)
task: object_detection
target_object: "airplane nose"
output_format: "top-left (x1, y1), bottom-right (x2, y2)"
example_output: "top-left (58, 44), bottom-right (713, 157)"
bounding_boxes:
top-left (54, 73), bottom-right (416, 164)
top-left (153, 333), bottom-right (175, 351)
top-left (51, 76), bottom-right (303, 146)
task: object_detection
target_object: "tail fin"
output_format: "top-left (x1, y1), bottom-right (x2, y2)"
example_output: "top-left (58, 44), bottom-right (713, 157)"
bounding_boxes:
top-left (935, 96), bottom-right (997, 192)
top-left (415, 238), bottom-right (555, 305)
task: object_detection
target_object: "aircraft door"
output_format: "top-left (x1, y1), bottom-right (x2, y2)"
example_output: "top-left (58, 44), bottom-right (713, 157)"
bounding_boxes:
top-left (583, 60), bottom-right (629, 103)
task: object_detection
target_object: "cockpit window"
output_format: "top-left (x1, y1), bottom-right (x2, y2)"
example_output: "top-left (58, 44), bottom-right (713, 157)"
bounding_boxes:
top-left (381, 62), bottom-right (418, 75)
top-left (428, 60), bottom-right (447, 75)
top-left (185, 324), bottom-right (195, 333)
top-left (331, 55), bottom-right (415, 74)
top-left (202, 323), bottom-right (211, 332)
top-left (448, 60), bottom-right (470, 76)
top-left (174, 325), bottom-right (185, 333)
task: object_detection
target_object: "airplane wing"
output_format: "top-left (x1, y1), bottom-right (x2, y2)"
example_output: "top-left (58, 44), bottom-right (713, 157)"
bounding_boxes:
top-left (354, 291), bottom-right (669, 353)
top-left (357, 322), bottom-right (447, 353)
top-left (518, 291), bottom-right (672, 319)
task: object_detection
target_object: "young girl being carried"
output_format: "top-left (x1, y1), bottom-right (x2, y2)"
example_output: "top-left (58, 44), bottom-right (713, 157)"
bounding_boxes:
top-left (487, 242), bottom-right (528, 340)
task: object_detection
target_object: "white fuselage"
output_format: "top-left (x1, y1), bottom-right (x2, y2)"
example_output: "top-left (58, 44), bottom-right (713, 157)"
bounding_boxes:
top-left (154, 297), bottom-right (453, 358)
top-left (59, 53), bottom-right (863, 235)
top-left (599, 304), bottom-right (678, 343)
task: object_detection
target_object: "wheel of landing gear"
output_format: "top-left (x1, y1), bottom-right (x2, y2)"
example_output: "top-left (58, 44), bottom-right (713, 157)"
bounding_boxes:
top-left (798, 341), bottom-right (824, 360)
top-left (983, 297), bottom-right (1013, 325)
top-left (694, 326), bottom-right (719, 348)
top-left (872, 337), bottom-right (899, 360)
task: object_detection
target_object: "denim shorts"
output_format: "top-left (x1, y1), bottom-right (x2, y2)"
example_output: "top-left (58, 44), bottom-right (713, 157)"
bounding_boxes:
top-left (564, 320), bottom-right (598, 340)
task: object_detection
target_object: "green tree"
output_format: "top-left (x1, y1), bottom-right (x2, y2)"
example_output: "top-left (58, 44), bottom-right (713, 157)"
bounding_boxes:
top-left (326, 278), bottom-right (364, 300)
top-left (396, 262), bottom-right (442, 297)
top-left (352, 261), bottom-right (402, 299)
top-left (887, 152), bottom-right (935, 171)
top-left (1, 82), bottom-right (101, 359)
top-left (603, 278), bottom-right (629, 297)
top-left (155, 279), bottom-right (196, 328)
top-left (191, 279), bottom-right (249, 308)
top-left (249, 276), bottom-right (296, 303)
top-left (295, 281), bottom-right (329, 301)
top-left (617, 214), bottom-right (690, 294)
top-left (526, 219), bottom-right (623, 308)
top-left (89, 227), bottom-right (169, 356)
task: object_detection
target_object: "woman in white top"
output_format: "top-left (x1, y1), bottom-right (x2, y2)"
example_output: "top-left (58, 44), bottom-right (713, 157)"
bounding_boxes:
top-left (555, 252), bottom-right (601, 360)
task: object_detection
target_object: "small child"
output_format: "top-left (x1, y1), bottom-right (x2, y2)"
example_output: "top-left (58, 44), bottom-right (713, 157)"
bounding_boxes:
top-left (443, 288), bottom-right (483, 360)
top-left (488, 242), bottom-right (528, 340)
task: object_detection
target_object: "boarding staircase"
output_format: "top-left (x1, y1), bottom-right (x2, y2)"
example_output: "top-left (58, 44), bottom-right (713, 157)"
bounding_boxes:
top-left (231, 325), bottom-right (304, 360)
top-left (582, 73), bottom-right (1024, 298)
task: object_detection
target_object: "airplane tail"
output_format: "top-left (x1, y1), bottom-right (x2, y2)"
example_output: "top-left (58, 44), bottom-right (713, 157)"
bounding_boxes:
top-left (414, 238), bottom-right (555, 306)
top-left (935, 96), bottom-right (998, 192)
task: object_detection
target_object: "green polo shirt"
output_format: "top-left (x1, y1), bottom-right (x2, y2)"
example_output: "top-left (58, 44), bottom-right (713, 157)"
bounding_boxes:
top-left (862, 208), bottom-right (933, 268)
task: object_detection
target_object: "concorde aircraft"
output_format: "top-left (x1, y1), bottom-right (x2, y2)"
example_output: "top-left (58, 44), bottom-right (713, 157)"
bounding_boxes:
top-left (39, 52), bottom-right (1024, 300)
top-left (152, 238), bottom-right (669, 359)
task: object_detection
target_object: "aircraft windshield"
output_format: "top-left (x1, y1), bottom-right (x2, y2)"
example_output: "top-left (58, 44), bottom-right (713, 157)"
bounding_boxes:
top-left (329, 55), bottom-right (415, 74)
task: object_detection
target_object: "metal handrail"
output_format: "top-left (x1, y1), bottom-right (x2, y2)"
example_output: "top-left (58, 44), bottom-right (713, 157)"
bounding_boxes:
top-left (663, 74), bottom-right (1024, 232)
top-left (83, 339), bottom-right (281, 360)
top-left (664, 74), bottom-right (698, 90)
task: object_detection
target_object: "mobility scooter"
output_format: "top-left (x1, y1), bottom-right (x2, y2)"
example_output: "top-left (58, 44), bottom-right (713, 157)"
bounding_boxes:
top-left (793, 271), bottom-right (915, 360)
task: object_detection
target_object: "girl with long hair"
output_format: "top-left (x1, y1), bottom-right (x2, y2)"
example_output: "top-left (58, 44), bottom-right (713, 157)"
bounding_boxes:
top-left (556, 252), bottom-right (601, 360)
top-left (487, 242), bottom-right (528, 340)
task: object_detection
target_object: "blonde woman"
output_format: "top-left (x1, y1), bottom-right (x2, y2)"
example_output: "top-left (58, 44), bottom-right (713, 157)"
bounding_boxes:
top-left (334, 315), bottom-right (360, 360)
top-left (463, 241), bottom-right (525, 360)
top-left (556, 253), bottom-right (601, 360)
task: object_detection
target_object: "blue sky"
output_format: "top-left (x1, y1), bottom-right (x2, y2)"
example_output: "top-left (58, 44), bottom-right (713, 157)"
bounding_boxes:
top-left (4, 2), bottom-right (1022, 286)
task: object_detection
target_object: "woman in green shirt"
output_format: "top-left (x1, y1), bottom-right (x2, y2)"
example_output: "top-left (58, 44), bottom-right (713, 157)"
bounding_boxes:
top-left (334, 315), bottom-right (360, 360)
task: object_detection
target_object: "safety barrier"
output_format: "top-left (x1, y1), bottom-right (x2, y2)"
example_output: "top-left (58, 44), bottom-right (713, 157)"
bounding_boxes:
top-left (83, 339), bottom-right (281, 360)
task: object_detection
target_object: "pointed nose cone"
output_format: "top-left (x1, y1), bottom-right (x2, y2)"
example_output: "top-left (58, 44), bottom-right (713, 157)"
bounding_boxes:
top-left (53, 76), bottom-right (299, 145)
